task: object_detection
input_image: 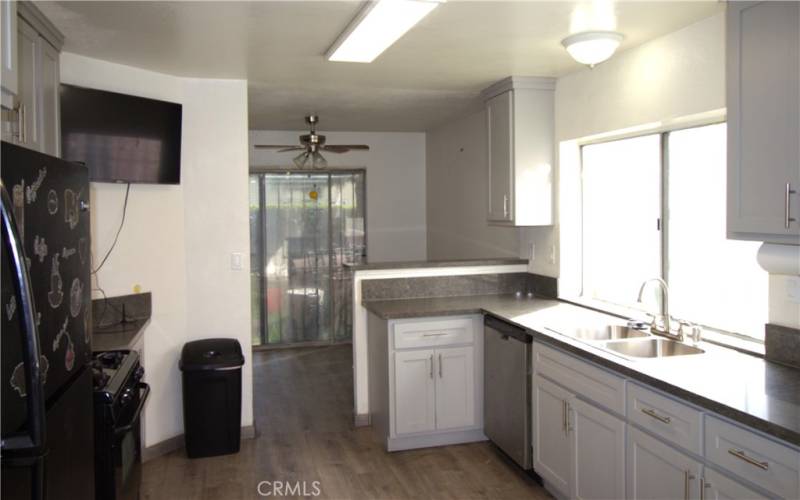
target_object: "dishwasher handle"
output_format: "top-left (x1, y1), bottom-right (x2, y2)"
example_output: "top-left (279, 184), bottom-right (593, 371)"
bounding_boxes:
top-left (484, 315), bottom-right (531, 343)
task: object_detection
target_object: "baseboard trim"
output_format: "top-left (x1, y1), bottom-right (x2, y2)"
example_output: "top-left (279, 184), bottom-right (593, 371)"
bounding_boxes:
top-left (142, 424), bottom-right (257, 463)
top-left (386, 428), bottom-right (486, 452)
top-left (354, 413), bottom-right (371, 427)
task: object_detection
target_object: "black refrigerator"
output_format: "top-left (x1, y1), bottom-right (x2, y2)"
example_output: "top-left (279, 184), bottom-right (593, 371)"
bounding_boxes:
top-left (1, 142), bottom-right (94, 500)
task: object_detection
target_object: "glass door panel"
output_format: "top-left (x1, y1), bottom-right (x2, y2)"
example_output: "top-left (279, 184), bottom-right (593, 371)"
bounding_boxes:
top-left (249, 171), bottom-right (365, 347)
top-left (330, 172), bottom-right (366, 342)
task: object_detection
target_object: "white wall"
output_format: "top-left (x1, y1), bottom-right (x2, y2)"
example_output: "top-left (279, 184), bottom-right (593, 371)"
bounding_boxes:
top-left (249, 131), bottom-right (427, 262)
top-left (60, 53), bottom-right (252, 447)
top-left (426, 109), bottom-right (519, 259)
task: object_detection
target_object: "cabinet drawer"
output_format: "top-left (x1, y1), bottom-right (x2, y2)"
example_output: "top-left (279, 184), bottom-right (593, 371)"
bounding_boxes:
top-left (627, 382), bottom-right (703, 455)
top-left (533, 342), bottom-right (625, 415)
top-left (705, 415), bottom-right (800, 499)
top-left (393, 317), bottom-right (474, 349)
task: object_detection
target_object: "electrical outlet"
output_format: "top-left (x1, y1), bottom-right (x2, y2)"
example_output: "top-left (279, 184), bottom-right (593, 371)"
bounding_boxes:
top-left (530, 243), bottom-right (535, 261)
top-left (549, 245), bottom-right (556, 264)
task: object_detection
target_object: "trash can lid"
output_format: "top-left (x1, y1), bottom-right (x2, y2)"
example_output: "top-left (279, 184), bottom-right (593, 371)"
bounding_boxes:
top-left (180, 338), bottom-right (244, 371)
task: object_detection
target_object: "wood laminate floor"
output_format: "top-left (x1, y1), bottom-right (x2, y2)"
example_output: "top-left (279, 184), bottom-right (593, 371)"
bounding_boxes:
top-left (142, 344), bottom-right (550, 500)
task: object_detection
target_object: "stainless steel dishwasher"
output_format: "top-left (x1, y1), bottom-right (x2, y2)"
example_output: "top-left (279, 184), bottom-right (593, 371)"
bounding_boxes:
top-left (484, 315), bottom-right (532, 470)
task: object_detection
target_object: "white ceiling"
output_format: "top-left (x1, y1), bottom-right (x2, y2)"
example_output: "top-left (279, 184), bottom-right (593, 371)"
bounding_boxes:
top-left (37, 1), bottom-right (723, 132)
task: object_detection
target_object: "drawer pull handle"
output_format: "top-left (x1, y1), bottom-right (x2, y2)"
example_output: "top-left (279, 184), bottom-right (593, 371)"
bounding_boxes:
top-left (429, 354), bottom-right (434, 379)
top-left (785, 183), bottom-right (796, 229)
top-left (684, 470), bottom-right (694, 500)
top-left (641, 407), bottom-right (671, 424)
top-left (728, 448), bottom-right (769, 470)
top-left (422, 332), bottom-right (448, 337)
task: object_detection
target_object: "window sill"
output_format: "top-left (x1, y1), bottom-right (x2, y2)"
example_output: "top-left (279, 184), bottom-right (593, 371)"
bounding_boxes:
top-left (558, 296), bottom-right (766, 358)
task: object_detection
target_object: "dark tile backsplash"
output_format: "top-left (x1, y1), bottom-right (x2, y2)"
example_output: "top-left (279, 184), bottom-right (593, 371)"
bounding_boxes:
top-left (361, 273), bottom-right (557, 301)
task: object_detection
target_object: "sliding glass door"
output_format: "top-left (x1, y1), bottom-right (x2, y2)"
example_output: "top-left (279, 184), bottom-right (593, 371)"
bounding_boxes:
top-left (249, 171), bottom-right (366, 347)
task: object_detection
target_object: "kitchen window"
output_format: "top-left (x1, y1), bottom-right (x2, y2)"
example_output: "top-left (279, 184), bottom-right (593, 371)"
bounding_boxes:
top-left (579, 122), bottom-right (768, 341)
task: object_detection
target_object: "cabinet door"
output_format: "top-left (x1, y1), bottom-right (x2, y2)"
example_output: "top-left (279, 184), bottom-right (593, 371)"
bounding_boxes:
top-left (702, 468), bottom-right (768, 500)
top-left (434, 346), bottom-right (475, 430)
top-left (487, 90), bottom-right (513, 222)
top-left (628, 426), bottom-right (702, 500)
top-left (570, 398), bottom-right (625, 500)
top-left (16, 18), bottom-right (39, 151)
top-left (532, 375), bottom-right (572, 495)
top-left (1, 0), bottom-right (18, 101)
top-left (727, 1), bottom-right (800, 242)
top-left (394, 349), bottom-right (436, 435)
top-left (38, 37), bottom-right (59, 156)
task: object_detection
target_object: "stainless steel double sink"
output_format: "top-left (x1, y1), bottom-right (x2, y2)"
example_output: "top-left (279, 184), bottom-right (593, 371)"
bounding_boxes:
top-left (549, 325), bottom-right (705, 359)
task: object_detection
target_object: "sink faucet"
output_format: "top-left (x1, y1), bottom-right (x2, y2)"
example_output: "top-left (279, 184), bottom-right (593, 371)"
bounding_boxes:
top-left (637, 278), bottom-right (682, 341)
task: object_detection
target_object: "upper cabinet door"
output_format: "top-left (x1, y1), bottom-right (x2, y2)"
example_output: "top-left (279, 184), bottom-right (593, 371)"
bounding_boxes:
top-left (393, 349), bottom-right (436, 435)
top-left (16, 18), bottom-right (40, 152)
top-left (483, 77), bottom-right (555, 226)
top-left (487, 90), bottom-right (513, 222)
top-left (38, 37), bottom-right (59, 157)
top-left (1, 0), bottom-right (18, 104)
top-left (727, 1), bottom-right (800, 243)
top-left (434, 346), bottom-right (475, 431)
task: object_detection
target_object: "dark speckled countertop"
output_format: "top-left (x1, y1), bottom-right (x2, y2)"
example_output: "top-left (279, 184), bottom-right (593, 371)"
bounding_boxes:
top-left (344, 258), bottom-right (528, 271)
top-left (363, 294), bottom-right (800, 447)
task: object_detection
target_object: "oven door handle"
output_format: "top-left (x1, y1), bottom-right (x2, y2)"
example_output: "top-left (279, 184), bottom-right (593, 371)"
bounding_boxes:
top-left (114, 382), bottom-right (150, 437)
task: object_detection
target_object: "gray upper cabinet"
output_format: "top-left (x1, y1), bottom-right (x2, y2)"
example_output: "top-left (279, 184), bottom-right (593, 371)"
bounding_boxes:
top-left (39, 37), bottom-right (60, 156)
top-left (487, 90), bottom-right (513, 222)
top-left (727, 1), bottom-right (800, 244)
top-left (1, 0), bottom-right (19, 108)
top-left (17, 18), bottom-right (41, 152)
top-left (483, 77), bottom-right (555, 227)
top-left (1, 2), bottom-right (63, 156)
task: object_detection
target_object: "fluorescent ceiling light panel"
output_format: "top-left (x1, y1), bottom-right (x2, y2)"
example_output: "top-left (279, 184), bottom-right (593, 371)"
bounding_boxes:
top-left (327, 0), bottom-right (442, 63)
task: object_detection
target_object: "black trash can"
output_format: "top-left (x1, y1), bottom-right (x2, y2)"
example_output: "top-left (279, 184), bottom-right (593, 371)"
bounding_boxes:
top-left (179, 338), bottom-right (245, 458)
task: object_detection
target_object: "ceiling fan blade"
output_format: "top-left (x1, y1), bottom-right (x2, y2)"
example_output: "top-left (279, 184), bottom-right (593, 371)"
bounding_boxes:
top-left (277, 147), bottom-right (306, 153)
top-left (322, 145), bottom-right (370, 153)
top-left (254, 145), bottom-right (299, 149)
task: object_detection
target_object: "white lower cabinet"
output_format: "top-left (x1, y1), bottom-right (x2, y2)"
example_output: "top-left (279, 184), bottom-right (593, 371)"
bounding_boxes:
top-left (434, 346), bottom-right (475, 430)
top-left (628, 426), bottom-right (703, 499)
top-left (394, 346), bottom-right (476, 435)
top-left (533, 375), bottom-right (625, 499)
top-left (571, 397), bottom-right (626, 500)
top-left (394, 349), bottom-right (437, 435)
top-left (701, 468), bottom-right (767, 500)
top-left (533, 375), bottom-right (573, 493)
top-left (530, 341), bottom-right (799, 500)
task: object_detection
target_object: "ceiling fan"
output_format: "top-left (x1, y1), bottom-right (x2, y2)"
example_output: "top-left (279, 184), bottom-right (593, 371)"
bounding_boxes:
top-left (254, 115), bottom-right (370, 168)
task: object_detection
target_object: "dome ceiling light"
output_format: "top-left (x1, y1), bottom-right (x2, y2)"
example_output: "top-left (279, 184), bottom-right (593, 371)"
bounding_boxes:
top-left (561, 31), bottom-right (624, 68)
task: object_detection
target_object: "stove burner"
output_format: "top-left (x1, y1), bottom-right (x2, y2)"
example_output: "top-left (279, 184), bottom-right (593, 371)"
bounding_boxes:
top-left (91, 350), bottom-right (131, 391)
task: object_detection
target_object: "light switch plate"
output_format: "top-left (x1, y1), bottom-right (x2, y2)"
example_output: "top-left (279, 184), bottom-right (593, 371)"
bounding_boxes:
top-left (786, 276), bottom-right (800, 304)
top-left (230, 252), bottom-right (244, 271)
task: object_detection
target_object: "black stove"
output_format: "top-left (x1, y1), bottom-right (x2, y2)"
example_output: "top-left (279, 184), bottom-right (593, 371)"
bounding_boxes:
top-left (90, 350), bottom-right (148, 500)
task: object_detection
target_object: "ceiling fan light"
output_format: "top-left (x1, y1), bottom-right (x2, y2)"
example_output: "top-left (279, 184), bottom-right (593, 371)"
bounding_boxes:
top-left (312, 151), bottom-right (328, 169)
top-left (293, 152), bottom-right (310, 168)
top-left (561, 31), bottom-right (624, 67)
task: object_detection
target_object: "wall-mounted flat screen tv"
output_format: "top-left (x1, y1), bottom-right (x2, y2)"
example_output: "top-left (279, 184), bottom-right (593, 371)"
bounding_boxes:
top-left (60, 84), bottom-right (182, 184)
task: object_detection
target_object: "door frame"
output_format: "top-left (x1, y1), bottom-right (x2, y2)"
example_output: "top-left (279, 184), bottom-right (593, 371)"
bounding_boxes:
top-left (249, 166), bottom-right (368, 349)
